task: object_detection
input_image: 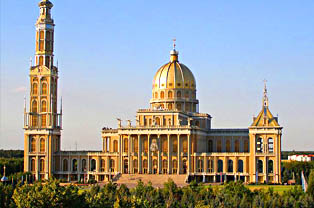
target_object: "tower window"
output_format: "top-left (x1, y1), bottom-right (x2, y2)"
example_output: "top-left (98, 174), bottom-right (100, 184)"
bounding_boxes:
top-left (228, 160), bottom-right (233, 172)
top-left (32, 100), bottom-right (38, 113)
top-left (238, 160), bottom-right (244, 173)
top-left (41, 100), bottom-right (47, 112)
top-left (40, 31), bottom-right (45, 40)
top-left (40, 138), bottom-right (45, 152)
top-left (30, 137), bottom-right (36, 152)
top-left (256, 138), bottom-right (263, 153)
top-left (41, 83), bottom-right (47, 95)
top-left (31, 159), bottom-right (36, 172)
top-left (268, 138), bottom-right (274, 153)
top-left (32, 83), bottom-right (38, 95)
top-left (244, 140), bottom-right (249, 152)
top-left (268, 160), bottom-right (273, 173)
top-left (40, 159), bottom-right (45, 172)
top-left (39, 41), bottom-right (44, 51)
top-left (39, 56), bottom-right (43, 65)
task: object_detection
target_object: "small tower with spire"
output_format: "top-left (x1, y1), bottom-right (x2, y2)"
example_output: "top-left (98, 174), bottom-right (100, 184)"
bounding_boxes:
top-left (248, 81), bottom-right (283, 184)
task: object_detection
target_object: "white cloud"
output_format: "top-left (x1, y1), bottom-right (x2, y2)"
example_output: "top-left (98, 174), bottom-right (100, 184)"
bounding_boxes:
top-left (12, 86), bottom-right (27, 93)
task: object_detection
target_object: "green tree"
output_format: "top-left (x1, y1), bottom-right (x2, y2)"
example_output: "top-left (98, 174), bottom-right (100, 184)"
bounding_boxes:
top-left (307, 169), bottom-right (314, 198)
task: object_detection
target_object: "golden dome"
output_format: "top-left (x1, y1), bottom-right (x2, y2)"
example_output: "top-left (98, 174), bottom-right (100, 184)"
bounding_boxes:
top-left (152, 50), bottom-right (196, 90)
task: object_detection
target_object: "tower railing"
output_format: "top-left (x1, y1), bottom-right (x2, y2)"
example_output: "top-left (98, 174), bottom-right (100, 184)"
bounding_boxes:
top-left (24, 112), bottom-right (62, 129)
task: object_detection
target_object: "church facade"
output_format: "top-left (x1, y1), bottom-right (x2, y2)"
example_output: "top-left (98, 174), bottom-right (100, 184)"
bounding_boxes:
top-left (24, 0), bottom-right (283, 184)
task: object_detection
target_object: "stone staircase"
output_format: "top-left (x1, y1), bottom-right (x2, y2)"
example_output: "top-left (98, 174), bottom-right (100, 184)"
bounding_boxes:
top-left (115, 174), bottom-right (188, 188)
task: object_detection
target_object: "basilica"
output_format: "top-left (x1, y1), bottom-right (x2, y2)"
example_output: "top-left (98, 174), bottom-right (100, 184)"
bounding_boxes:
top-left (24, 0), bottom-right (283, 184)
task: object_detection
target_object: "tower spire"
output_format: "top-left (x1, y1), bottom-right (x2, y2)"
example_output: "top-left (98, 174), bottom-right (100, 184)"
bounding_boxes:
top-left (263, 79), bottom-right (269, 108)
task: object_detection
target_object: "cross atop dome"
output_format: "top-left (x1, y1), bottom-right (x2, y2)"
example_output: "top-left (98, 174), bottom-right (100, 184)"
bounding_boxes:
top-left (170, 39), bottom-right (179, 62)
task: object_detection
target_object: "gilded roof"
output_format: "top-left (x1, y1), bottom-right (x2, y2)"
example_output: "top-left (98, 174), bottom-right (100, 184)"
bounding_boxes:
top-left (152, 51), bottom-right (196, 90)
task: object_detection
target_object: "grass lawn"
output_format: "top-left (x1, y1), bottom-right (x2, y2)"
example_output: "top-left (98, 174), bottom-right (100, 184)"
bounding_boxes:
top-left (245, 185), bottom-right (300, 194)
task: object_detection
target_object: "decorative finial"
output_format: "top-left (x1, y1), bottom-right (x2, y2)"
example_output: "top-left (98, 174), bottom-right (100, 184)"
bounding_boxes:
top-left (263, 79), bottom-right (269, 108)
top-left (172, 38), bottom-right (176, 50)
top-left (170, 38), bottom-right (178, 62)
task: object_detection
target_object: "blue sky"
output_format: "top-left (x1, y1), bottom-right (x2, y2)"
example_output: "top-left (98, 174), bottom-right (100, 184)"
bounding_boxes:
top-left (1, 0), bottom-right (314, 150)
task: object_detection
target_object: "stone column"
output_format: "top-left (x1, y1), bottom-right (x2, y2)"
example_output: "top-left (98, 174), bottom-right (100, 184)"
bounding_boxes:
top-left (118, 136), bottom-right (121, 172)
top-left (138, 135), bottom-right (142, 173)
top-left (158, 135), bottom-right (161, 174)
top-left (194, 155), bottom-right (196, 173)
top-left (204, 156), bottom-right (207, 173)
top-left (128, 135), bottom-right (131, 174)
top-left (187, 134), bottom-right (191, 173)
top-left (106, 157), bottom-right (109, 172)
top-left (167, 134), bottom-right (171, 174)
top-left (148, 134), bottom-right (151, 173)
top-left (177, 134), bottom-right (181, 174)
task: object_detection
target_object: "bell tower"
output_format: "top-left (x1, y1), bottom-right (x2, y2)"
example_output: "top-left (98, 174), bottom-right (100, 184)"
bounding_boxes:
top-left (24, 0), bottom-right (62, 180)
top-left (248, 81), bottom-right (282, 184)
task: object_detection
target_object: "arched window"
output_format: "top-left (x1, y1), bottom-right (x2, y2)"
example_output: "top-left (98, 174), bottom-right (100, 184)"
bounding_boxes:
top-left (154, 92), bottom-right (158, 99)
top-left (32, 100), bottom-right (38, 113)
top-left (162, 138), bottom-right (167, 152)
top-left (238, 160), bottom-right (243, 173)
top-left (162, 160), bottom-right (168, 174)
top-left (30, 137), bottom-right (36, 152)
top-left (40, 138), bottom-right (45, 152)
top-left (256, 138), bottom-right (263, 153)
top-left (268, 138), bottom-right (274, 153)
top-left (160, 91), bottom-right (164, 99)
top-left (90, 159), bottom-right (96, 171)
top-left (218, 160), bottom-right (223, 172)
top-left (133, 137), bottom-right (138, 152)
top-left (226, 140), bottom-right (231, 152)
top-left (113, 140), bottom-right (118, 152)
top-left (124, 138), bottom-right (128, 152)
top-left (100, 159), bottom-right (105, 172)
top-left (168, 91), bottom-right (173, 98)
top-left (63, 159), bottom-right (68, 171)
top-left (177, 103), bottom-right (181, 110)
top-left (268, 160), bottom-right (273, 173)
top-left (39, 56), bottom-right (44, 65)
top-left (177, 91), bottom-right (181, 98)
top-left (257, 160), bottom-right (263, 173)
top-left (235, 140), bottom-right (240, 152)
top-left (244, 140), bottom-right (249, 152)
top-left (168, 103), bottom-right (173, 110)
top-left (40, 31), bottom-right (45, 40)
top-left (208, 160), bottom-right (214, 172)
top-left (31, 159), bottom-right (35, 172)
top-left (41, 83), bottom-right (47, 95)
top-left (172, 138), bottom-right (178, 153)
top-left (208, 140), bottom-right (213, 152)
top-left (110, 159), bottom-right (115, 172)
top-left (217, 139), bottom-right (222, 152)
top-left (41, 100), bottom-right (47, 112)
top-left (143, 159), bottom-right (148, 173)
top-left (72, 159), bottom-right (77, 172)
top-left (81, 159), bottom-right (87, 172)
top-left (183, 138), bottom-right (188, 153)
top-left (133, 159), bottom-right (138, 172)
top-left (32, 83), bottom-right (38, 95)
top-left (40, 159), bottom-right (45, 172)
top-left (228, 160), bottom-right (233, 172)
